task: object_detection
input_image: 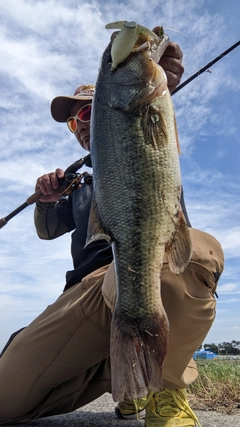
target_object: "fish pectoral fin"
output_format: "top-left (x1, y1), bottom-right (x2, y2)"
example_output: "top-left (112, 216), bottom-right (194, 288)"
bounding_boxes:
top-left (86, 192), bottom-right (112, 246)
top-left (144, 107), bottom-right (168, 150)
top-left (166, 211), bottom-right (192, 274)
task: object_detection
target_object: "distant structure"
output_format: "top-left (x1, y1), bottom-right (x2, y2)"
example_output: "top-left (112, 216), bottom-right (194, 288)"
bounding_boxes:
top-left (193, 349), bottom-right (218, 360)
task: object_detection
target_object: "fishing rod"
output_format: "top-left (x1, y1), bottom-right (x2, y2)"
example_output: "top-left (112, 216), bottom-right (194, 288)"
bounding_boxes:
top-left (0, 153), bottom-right (91, 230)
top-left (172, 40), bottom-right (240, 95)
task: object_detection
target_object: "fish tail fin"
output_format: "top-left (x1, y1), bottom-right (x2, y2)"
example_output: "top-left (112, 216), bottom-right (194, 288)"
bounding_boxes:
top-left (166, 211), bottom-right (192, 274)
top-left (110, 308), bottom-right (169, 402)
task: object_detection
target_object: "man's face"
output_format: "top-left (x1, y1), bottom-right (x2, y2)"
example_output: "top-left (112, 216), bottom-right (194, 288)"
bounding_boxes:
top-left (69, 101), bottom-right (91, 151)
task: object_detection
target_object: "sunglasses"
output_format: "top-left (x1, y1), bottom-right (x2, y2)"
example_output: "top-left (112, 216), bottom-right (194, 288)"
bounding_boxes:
top-left (67, 103), bottom-right (92, 133)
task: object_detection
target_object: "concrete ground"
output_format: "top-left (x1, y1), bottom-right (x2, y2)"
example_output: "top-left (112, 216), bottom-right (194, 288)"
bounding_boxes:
top-left (5, 393), bottom-right (240, 427)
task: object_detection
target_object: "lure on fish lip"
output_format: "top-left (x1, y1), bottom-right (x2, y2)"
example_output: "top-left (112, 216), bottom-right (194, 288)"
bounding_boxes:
top-left (105, 20), bottom-right (169, 70)
top-left (88, 23), bottom-right (192, 402)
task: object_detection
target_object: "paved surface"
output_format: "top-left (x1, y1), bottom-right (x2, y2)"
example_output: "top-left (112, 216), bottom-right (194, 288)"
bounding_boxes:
top-left (5, 393), bottom-right (240, 426)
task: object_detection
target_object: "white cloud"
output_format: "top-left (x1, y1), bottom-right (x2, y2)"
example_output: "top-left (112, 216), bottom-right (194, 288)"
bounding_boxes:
top-left (217, 282), bottom-right (239, 294)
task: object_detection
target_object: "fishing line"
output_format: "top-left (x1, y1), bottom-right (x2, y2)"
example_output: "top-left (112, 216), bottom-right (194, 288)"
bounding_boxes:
top-left (172, 39), bottom-right (240, 95)
top-left (165, 27), bottom-right (240, 95)
top-left (165, 27), bottom-right (201, 94)
top-left (165, 27), bottom-right (200, 66)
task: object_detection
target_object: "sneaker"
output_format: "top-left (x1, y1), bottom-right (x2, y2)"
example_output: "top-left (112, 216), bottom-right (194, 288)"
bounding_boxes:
top-left (145, 389), bottom-right (201, 426)
top-left (115, 395), bottom-right (147, 420)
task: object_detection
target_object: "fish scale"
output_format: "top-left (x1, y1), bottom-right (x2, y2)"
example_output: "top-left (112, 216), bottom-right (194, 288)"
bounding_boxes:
top-left (87, 24), bottom-right (192, 401)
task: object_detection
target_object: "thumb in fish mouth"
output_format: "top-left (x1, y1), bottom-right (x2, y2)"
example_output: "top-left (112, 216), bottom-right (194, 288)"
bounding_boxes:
top-left (152, 26), bottom-right (164, 37)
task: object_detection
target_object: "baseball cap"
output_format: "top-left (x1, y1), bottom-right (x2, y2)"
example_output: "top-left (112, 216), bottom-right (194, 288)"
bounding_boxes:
top-left (51, 84), bottom-right (95, 123)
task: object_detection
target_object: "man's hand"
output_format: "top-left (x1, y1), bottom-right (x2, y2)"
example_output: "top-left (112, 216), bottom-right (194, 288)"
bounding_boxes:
top-left (35, 169), bottom-right (64, 202)
top-left (160, 42), bottom-right (184, 94)
top-left (153, 27), bottom-right (184, 94)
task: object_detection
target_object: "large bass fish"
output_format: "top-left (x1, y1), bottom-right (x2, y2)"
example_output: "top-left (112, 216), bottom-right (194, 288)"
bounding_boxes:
top-left (88, 21), bottom-right (192, 402)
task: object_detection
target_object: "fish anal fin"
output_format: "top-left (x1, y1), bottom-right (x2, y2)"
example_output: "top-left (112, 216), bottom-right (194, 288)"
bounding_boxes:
top-left (86, 192), bottom-right (112, 246)
top-left (111, 308), bottom-right (169, 401)
top-left (166, 211), bottom-right (192, 274)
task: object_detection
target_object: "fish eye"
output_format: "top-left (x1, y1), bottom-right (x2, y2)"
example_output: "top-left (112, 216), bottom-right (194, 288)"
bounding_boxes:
top-left (151, 114), bottom-right (160, 123)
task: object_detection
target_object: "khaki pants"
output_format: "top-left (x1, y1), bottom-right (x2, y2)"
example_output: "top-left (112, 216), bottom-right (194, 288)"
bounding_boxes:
top-left (0, 228), bottom-right (224, 424)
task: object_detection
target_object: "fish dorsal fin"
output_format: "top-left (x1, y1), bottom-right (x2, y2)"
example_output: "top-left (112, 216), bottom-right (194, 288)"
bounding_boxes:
top-left (86, 191), bottom-right (112, 246)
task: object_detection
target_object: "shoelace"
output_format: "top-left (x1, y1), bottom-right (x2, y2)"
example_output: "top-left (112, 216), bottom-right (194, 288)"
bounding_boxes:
top-left (125, 396), bottom-right (146, 406)
top-left (148, 389), bottom-right (202, 427)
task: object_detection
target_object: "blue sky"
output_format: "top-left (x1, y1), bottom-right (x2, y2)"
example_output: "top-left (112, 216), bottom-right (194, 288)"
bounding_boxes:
top-left (0, 0), bottom-right (239, 351)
